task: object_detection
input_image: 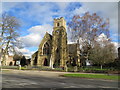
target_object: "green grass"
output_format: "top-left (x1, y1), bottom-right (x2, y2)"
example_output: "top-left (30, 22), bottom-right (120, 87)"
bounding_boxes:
top-left (63, 73), bottom-right (119, 80)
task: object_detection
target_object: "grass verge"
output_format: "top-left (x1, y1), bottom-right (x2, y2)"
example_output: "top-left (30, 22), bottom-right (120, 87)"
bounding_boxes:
top-left (63, 73), bottom-right (119, 80)
top-left (2, 69), bottom-right (11, 72)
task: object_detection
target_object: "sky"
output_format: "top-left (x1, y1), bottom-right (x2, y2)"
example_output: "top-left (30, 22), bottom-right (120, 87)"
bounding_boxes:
top-left (1, 1), bottom-right (119, 57)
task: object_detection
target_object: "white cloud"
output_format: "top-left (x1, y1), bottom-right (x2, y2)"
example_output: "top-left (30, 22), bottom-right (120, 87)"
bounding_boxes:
top-left (20, 24), bottom-right (53, 47)
top-left (111, 42), bottom-right (119, 52)
top-left (56, 2), bottom-right (69, 11)
top-left (15, 47), bottom-right (35, 57)
top-left (97, 33), bottom-right (109, 41)
top-left (96, 33), bottom-right (118, 52)
top-left (17, 48), bottom-right (29, 54)
top-left (74, 6), bottom-right (88, 15)
top-left (18, 24), bottom-right (53, 56)
top-left (20, 34), bottom-right (41, 47)
top-left (28, 24), bottom-right (53, 35)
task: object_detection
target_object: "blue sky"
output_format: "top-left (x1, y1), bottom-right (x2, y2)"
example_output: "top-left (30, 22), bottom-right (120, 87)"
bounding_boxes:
top-left (2, 2), bottom-right (118, 56)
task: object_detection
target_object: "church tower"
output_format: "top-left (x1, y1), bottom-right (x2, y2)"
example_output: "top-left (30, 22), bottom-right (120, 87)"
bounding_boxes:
top-left (51, 17), bottom-right (68, 68)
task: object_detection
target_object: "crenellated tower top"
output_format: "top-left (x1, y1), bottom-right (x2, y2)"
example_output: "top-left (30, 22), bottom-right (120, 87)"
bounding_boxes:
top-left (53, 17), bottom-right (66, 29)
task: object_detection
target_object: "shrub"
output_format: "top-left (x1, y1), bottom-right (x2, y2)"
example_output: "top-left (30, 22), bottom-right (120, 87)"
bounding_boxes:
top-left (1, 66), bottom-right (18, 69)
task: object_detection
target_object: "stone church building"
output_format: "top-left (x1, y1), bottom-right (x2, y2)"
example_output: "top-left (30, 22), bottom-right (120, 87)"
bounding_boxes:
top-left (31, 17), bottom-right (80, 68)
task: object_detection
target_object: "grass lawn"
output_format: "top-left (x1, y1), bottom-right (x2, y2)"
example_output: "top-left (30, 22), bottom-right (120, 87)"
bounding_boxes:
top-left (63, 73), bottom-right (119, 80)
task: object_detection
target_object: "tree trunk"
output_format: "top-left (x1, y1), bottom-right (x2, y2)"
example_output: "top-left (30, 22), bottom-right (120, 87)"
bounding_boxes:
top-left (2, 40), bottom-right (10, 66)
top-left (2, 54), bottom-right (6, 66)
top-left (100, 65), bottom-right (103, 69)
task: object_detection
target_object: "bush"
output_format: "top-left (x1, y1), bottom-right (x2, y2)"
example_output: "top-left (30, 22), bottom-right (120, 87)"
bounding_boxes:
top-left (21, 67), bottom-right (27, 70)
top-left (1, 66), bottom-right (18, 69)
top-left (67, 67), bottom-right (74, 72)
top-left (31, 66), bottom-right (64, 72)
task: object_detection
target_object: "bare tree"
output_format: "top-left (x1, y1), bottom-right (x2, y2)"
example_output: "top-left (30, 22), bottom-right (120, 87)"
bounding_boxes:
top-left (0, 13), bottom-right (22, 65)
top-left (68, 12), bottom-right (110, 67)
top-left (13, 52), bottom-right (23, 61)
top-left (89, 39), bottom-right (116, 69)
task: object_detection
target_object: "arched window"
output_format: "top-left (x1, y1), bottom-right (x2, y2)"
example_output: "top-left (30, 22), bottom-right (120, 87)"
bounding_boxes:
top-left (43, 42), bottom-right (49, 55)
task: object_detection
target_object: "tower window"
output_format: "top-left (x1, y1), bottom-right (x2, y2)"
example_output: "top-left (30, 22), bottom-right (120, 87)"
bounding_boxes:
top-left (57, 23), bottom-right (60, 26)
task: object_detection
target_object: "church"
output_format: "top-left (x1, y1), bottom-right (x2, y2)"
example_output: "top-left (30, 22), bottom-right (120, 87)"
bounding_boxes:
top-left (31, 17), bottom-right (80, 68)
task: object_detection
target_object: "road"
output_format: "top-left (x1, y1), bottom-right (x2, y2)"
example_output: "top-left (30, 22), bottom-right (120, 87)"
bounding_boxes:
top-left (2, 69), bottom-right (119, 88)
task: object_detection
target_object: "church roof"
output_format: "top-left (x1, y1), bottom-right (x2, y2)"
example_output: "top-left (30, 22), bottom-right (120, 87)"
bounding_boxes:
top-left (32, 51), bottom-right (38, 57)
top-left (44, 32), bottom-right (52, 39)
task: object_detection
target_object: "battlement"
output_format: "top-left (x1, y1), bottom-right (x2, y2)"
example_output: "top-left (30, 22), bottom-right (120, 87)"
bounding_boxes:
top-left (53, 17), bottom-right (66, 29)
top-left (54, 17), bottom-right (64, 20)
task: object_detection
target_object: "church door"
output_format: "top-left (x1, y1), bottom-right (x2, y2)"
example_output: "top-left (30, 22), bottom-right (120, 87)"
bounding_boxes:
top-left (43, 58), bottom-right (49, 66)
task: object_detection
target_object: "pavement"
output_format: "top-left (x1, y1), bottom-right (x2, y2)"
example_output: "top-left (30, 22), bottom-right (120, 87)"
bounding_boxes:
top-left (1, 69), bottom-right (119, 88)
